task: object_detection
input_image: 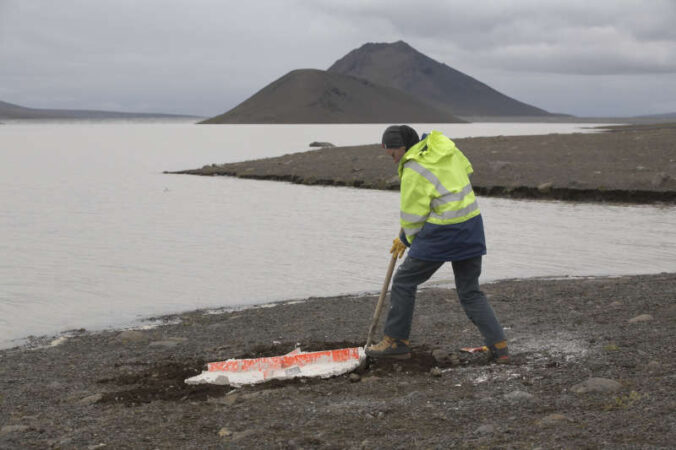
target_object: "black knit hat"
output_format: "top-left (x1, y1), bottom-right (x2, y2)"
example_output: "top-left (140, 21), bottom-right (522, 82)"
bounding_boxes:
top-left (381, 125), bottom-right (420, 150)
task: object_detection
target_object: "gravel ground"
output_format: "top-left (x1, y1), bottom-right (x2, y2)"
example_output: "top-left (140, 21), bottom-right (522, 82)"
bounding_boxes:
top-left (1, 272), bottom-right (675, 449)
top-left (169, 123), bottom-right (676, 203)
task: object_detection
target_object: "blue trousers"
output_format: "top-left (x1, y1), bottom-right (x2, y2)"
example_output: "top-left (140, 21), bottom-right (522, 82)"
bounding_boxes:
top-left (383, 256), bottom-right (506, 346)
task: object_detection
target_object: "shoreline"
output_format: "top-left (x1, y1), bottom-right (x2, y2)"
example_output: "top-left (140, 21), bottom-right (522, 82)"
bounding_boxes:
top-left (1, 271), bottom-right (663, 353)
top-left (167, 122), bottom-right (676, 204)
top-left (1, 272), bottom-right (675, 447)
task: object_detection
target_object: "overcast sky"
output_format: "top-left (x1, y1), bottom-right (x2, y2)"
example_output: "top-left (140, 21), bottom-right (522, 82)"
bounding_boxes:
top-left (1, 0), bottom-right (675, 117)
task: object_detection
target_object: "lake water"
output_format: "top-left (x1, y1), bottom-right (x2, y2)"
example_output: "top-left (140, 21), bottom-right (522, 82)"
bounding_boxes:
top-left (1, 121), bottom-right (674, 348)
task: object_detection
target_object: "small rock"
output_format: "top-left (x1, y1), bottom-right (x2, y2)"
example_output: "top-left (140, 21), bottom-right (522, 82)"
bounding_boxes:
top-left (232, 429), bottom-right (257, 441)
top-left (537, 182), bottom-right (553, 193)
top-left (360, 376), bottom-right (380, 383)
top-left (570, 377), bottom-right (622, 394)
top-left (635, 165), bottom-right (647, 171)
top-left (405, 391), bottom-right (424, 403)
top-left (430, 367), bottom-right (442, 377)
top-left (431, 349), bottom-right (459, 366)
top-left (222, 393), bottom-right (239, 406)
top-left (148, 340), bottom-right (179, 348)
top-left (628, 314), bottom-right (653, 323)
top-left (241, 391), bottom-right (264, 400)
top-left (537, 414), bottom-right (571, 426)
top-left (218, 427), bottom-right (232, 437)
top-left (646, 360), bottom-right (660, 370)
top-left (17, 415), bottom-right (38, 423)
top-left (208, 374), bottom-right (230, 385)
top-left (503, 390), bottom-right (534, 402)
top-left (474, 424), bottom-right (495, 435)
top-left (431, 349), bottom-right (446, 362)
top-left (608, 301), bottom-right (622, 308)
top-left (309, 141), bottom-right (335, 148)
top-left (489, 161), bottom-right (511, 172)
top-left (77, 393), bottom-right (103, 406)
top-left (651, 172), bottom-right (671, 187)
top-left (115, 330), bottom-right (148, 344)
top-left (56, 437), bottom-right (74, 447)
top-left (0, 425), bottom-right (30, 435)
top-left (349, 373), bottom-right (361, 383)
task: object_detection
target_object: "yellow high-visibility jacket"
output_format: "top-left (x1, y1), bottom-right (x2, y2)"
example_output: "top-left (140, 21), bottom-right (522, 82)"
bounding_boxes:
top-left (397, 131), bottom-right (486, 261)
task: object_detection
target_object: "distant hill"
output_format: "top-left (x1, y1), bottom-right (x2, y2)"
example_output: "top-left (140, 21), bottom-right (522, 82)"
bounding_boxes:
top-left (328, 41), bottom-right (555, 118)
top-left (201, 69), bottom-right (465, 124)
top-left (0, 100), bottom-right (198, 120)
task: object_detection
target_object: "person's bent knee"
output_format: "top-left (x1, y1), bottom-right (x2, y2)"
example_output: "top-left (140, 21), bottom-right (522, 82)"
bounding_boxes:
top-left (457, 289), bottom-right (484, 304)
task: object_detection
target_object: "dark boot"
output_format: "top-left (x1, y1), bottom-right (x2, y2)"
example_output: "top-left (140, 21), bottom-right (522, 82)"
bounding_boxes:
top-left (489, 340), bottom-right (510, 364)
top-left (365, 335), bottom-right (411, 359)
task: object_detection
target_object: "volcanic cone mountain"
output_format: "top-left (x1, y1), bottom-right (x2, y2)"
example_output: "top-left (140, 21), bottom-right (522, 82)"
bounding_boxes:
top-left (200, 69), bottom-right (464, 124)
top-left (328, 41), bottom-right (554, 118)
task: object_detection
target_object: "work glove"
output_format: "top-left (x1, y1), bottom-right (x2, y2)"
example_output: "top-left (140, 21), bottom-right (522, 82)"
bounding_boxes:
top-left (390, 237), bottom-right (407, 259)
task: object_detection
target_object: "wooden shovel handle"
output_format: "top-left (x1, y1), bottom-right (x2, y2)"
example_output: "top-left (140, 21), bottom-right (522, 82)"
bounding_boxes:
top-left (365, 254), bottom-right (398, 348)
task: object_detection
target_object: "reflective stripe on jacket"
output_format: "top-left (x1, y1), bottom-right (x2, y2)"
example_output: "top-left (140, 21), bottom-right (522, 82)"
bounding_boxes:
top-left (397, 130), bottom-right (486, 261)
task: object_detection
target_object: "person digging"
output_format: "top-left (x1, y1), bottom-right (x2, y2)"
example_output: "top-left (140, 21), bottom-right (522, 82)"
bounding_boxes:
top-left (365, 125), bottom-right (509, 363)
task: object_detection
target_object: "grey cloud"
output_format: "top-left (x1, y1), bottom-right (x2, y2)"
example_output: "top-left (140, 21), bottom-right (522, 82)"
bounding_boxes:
top-left (305, 0), bottom-right (676, 75)
top-left (483, 71), bottom-right (676, 117)
top-left (1, 0), bottom-right (675, 116)
top-left (0, 0), bottom-right (332, 115)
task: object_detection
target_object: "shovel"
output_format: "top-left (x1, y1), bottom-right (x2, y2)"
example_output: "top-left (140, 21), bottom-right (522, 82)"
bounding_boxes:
top-left (365, 253), bottom-right (398, 348)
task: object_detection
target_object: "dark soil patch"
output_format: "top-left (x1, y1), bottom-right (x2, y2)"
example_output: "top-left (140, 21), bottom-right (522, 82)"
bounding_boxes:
top-left (98, 359), bottom-right (232, 406)
top-left (234, 340), bottom-right (362, 359)
top-left (97, 343), bottom-right (521, 407)
top-left (240, 343), bottom-right (444, 377)
top-left (366, 347), bottom-right (437, 375)
top-left (95, 342), bottom-right (499, 406)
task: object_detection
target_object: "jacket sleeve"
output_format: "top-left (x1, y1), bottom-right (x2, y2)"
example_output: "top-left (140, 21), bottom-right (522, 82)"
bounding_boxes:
top-left (398, 229), bottom-right (410, 248)
top-left (399, 167), bottom-right (434, 245)
top-left (456, 148), bottom-right (473, 176)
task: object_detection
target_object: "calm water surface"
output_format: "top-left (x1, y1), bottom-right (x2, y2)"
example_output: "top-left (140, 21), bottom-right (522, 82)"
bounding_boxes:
top-left (1, 121), bottom-right (674, 348)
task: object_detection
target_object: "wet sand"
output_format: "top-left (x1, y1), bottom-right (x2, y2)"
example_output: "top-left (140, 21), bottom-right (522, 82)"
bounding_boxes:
top-left (1, 273), bottom-right (674, 448)
top-left (169, 123), bottom-right (676, 203)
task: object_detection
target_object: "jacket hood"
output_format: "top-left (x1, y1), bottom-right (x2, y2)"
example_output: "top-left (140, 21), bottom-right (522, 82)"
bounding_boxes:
top-left (398, 130), bottom-right (458, 177)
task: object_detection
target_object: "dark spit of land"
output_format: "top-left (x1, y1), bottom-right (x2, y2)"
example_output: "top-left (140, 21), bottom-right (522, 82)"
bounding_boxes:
top-left (168, 123), bottom-right (676, 204)
top-left (0, 99), bottom-right (199, 121)
top-left (1, 273), bottom-right (674, 448)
